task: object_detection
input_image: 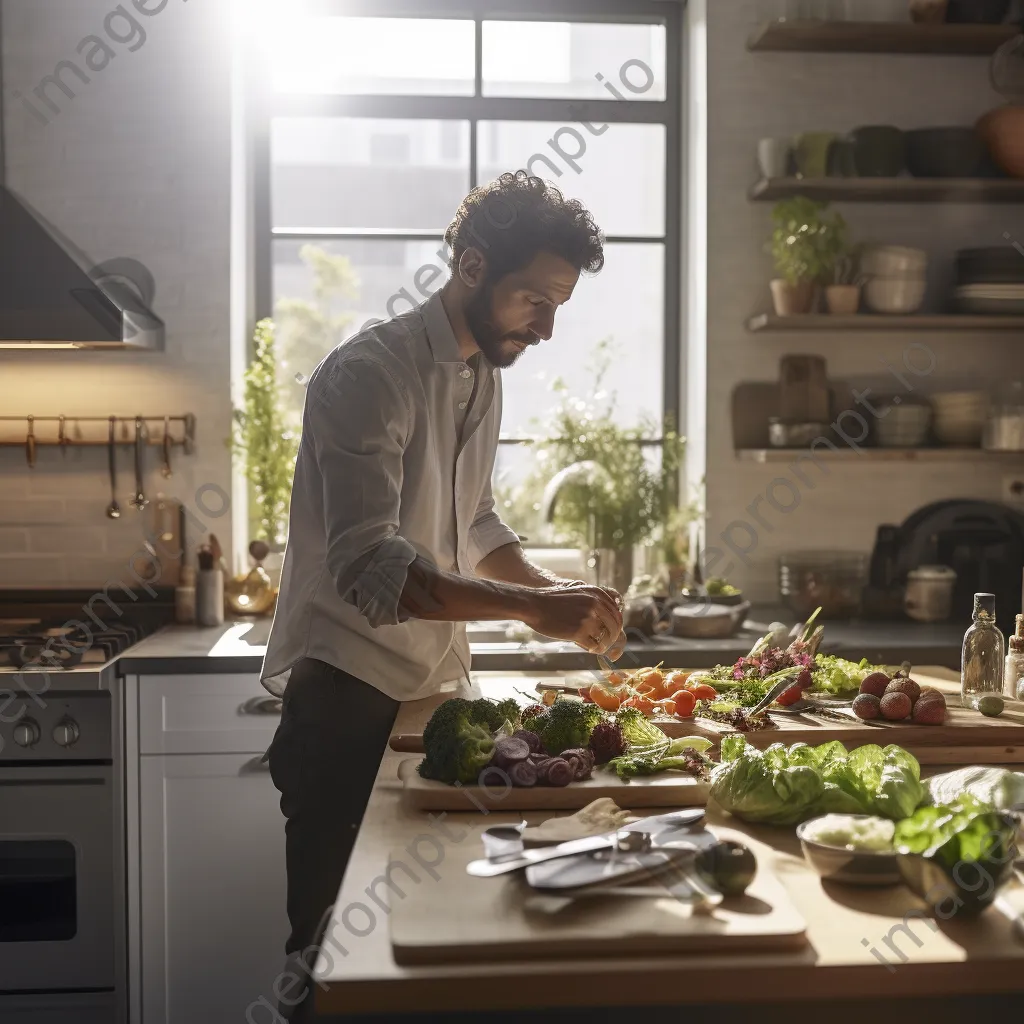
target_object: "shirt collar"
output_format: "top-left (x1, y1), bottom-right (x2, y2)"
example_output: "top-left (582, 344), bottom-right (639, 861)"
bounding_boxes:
top-left (424, 290), bottom-right (467, 364)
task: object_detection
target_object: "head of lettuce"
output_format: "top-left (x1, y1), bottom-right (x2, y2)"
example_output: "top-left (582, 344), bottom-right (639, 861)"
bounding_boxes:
top-left (710, 736), bottom-right (925, 827)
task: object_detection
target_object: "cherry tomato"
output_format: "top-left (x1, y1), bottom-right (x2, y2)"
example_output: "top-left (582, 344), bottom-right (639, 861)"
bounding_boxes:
top-left (607, 671), bottom-right (625, 686)
top-left (635, 681), bottom-right (658, 696)
top-left (672, 689), bottom-right (697, 718)
top-left (691, 683), bottom-right (718, 701)
top-left (578, 685), bottom-right (593, 703)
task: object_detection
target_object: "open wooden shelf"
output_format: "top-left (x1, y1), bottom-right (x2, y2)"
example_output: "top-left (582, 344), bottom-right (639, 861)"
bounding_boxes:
top-left (747, 20), bottom-right (1018, 55)
top-left (750, 177), bottom-right (1024, 203)
top-left (738, 447), bottom-right (1024, 463)
top-left (748, 313), bottom-right (1024, 332)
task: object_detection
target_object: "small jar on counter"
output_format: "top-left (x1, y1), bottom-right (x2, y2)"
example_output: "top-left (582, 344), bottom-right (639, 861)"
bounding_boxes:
top-left (1006, 614), bottom-right (1024, 701)
top-left (196, 548), bottom-right (225, 628)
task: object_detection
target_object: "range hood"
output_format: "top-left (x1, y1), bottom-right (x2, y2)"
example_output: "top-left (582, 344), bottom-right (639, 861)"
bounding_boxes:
top-left (0, 187), bottom-right (164, 350)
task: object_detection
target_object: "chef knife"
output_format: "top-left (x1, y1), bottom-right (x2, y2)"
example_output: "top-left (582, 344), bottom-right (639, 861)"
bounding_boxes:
top-left (466, 807), bottom-right (705, 877)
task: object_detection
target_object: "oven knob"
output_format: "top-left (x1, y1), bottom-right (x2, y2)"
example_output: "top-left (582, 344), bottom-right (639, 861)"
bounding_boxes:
top-left (52, 718), bottom-right (80, 748)
top-left (13, 719), bottom-right (41, 747)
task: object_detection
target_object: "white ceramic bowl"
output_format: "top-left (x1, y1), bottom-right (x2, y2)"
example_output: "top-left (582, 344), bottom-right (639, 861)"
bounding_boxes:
top-left (864, 275), bottom-right (927, 314)
top-left (933, 420), bottom-right (984, 446)
top-left (876, 403), bottom-right (932, 447)
top-left (862, 245), bottom-right (928, 276)
top-left (931, 391), bottom-right (989, 415)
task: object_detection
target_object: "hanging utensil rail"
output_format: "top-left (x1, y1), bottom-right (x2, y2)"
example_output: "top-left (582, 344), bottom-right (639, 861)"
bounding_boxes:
top-left (0, 415), bottom-right (196, 454)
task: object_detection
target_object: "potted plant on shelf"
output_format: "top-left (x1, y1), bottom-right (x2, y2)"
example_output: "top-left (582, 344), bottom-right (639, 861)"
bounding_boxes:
top-left (826, 249), bottom-right (865, 315)
top-left (232, 318), bottom-right (299, 560)
top-left (769, 196), bottom-right (848, 316)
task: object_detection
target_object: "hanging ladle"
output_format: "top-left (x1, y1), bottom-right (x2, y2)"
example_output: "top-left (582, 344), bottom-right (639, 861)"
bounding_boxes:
top-left (106, 417), bottom-right (121, 520)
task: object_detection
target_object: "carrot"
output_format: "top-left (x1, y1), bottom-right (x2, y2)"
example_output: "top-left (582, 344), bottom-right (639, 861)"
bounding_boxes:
top-left (590, 685), bottom-right (623, 713)
top-left (665, 670), bottom-right (691, 692)
top-left (622, 694), bottom-right (657, 716)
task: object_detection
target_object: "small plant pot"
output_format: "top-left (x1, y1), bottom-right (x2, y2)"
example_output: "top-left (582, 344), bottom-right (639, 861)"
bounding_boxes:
top-left (826, 284), bottom-right (861, 315)
top-left (770, 279), bottom-right (815, 316)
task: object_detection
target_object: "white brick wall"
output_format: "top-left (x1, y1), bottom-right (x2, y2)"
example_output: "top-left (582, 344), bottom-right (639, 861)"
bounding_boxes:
top-left (0, 0), bottom-right (233, 587)
top-left (698, 0), bottom-right (1024, 601)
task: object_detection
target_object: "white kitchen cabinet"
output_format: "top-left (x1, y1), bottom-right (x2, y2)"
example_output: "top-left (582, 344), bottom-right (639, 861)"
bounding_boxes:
top-left (139, 752), bottom-right (288, 1024)
top-left (134, 674), bottom-right (289, 1024)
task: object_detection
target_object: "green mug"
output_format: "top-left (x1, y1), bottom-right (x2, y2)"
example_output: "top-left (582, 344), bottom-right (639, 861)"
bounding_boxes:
top-left (794, 131), bottom-right (838, 179)
top-left (828, 138), bottom-right (857, 177)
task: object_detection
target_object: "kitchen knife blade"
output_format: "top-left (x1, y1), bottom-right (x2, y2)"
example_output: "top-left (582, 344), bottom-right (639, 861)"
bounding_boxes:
top-left (467, 807), bottom-right (705, 877)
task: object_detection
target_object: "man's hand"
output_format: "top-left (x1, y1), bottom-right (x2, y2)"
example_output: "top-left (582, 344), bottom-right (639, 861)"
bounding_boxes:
top-left (522, 585), bottom-right (623, 654)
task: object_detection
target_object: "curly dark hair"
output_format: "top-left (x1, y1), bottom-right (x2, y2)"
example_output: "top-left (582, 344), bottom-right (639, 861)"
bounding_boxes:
top-left (444, 170), bottom-right (604, 282)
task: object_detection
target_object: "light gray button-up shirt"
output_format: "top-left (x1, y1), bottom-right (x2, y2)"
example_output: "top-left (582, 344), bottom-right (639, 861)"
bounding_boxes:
top-left (261, 291), bottom-right (520, 701)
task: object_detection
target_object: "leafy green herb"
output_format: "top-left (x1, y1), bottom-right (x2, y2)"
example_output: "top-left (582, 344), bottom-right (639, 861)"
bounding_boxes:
top-left (895, 796), bottom-right (1018, 872)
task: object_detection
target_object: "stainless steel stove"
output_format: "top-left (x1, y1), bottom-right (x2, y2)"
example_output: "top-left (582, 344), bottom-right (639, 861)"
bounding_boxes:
top-left (0, 592), bottom-right (174, 1024)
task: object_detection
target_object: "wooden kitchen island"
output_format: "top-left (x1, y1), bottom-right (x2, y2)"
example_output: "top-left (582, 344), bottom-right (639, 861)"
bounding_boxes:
top-left (308, 670), bottom-right (1024, 1020)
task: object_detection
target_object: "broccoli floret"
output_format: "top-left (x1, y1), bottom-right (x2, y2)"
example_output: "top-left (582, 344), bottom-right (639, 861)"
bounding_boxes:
top-left (537, 698), bottom-right (605, 755)
top-left (521, 708), bottom-right (549, 735)
top-left (418, 699), bottom-right (495, 785)
top-left (493, 697), bottom-right (523, 732)
top-left (615, 706), bottom-right (668, 749)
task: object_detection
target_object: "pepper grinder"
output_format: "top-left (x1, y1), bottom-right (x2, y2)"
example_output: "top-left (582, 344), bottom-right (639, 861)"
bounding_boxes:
top-left (196, 545), bottom-right (225, 627)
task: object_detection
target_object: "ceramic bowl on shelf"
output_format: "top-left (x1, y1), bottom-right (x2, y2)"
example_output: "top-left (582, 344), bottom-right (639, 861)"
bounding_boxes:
top-left (864, 275), bottom-right (928, 314)
top-left (905, 127), bottom-right (986, 178)
top-left (930, 390), bottom-right (989, 445)
top-left (875, 401), bottom-right (932, 447)
top-left (861, 246), bottom-right (928, 277)
top-left (945, 0), bottom-right (1010, 22)
top-left (977, 106), bottom-right (1024, 180)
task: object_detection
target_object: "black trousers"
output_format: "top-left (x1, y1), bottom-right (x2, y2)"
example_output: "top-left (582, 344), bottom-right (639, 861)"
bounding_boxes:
top-left (268, 657), bottom-right (399, 973)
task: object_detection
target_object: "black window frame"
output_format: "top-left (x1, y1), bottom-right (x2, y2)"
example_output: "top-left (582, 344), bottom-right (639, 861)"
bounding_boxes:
top-left (251, 0), bottom-right (684, 441)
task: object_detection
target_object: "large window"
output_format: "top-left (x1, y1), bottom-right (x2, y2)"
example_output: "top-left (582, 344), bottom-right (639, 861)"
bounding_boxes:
top-left (252, 0), bottom-right (682, 538)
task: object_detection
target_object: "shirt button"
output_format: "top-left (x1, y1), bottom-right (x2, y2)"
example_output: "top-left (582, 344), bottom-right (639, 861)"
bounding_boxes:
top-left (458, 401), bottom-right (468, 410)
top-left (460, 368), bottom-right (472, 379)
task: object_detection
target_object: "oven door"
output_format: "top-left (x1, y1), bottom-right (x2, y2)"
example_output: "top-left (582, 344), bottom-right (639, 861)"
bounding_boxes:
top-left (0, 765), bottom-right (115, 993)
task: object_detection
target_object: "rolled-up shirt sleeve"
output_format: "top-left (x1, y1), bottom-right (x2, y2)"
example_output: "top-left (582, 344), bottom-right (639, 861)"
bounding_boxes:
top-left (466, 479), bottom-right (520, 572)
top-left (304, 352), bottom-right (418, 628)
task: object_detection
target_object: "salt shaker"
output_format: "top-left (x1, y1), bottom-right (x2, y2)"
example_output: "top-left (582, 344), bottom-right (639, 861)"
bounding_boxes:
top-left (196, 548), bottom-right (225, 627)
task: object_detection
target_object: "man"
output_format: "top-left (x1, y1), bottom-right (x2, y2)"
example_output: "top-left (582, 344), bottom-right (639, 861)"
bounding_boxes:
top-left (261, 170), bottom-right (622, 1009)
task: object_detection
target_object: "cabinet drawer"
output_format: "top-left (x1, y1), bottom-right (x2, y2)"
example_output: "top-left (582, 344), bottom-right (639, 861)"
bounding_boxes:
top-left (138, 674), bottom-right (283, 755)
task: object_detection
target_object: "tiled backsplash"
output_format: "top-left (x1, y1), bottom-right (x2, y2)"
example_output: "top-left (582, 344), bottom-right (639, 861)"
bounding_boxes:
top-left (0, 0), bottom-right (233, 588)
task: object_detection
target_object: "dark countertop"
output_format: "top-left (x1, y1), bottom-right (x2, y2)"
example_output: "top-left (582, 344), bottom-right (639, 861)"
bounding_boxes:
top-left (119, 608), bottom-right (964, 675)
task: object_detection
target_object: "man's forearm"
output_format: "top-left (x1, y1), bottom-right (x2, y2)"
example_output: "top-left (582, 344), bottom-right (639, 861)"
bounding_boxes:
top-left (475, 541), bottom-right (575, 589)
top-left (399, 555), bottom-right (539, 625)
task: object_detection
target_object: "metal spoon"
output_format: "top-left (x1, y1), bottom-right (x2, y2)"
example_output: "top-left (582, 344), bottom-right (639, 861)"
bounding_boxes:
top-left (130, 417), bottom-right (149, 511)
top-left (106, 417), bottom-right (121, 520)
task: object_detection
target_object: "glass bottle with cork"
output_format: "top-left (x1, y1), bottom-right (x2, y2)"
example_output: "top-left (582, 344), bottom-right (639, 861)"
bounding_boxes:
top-left (961, 593), bottom-right (1005, 710)
top-left (1006, 614), bottom-right (1024, 701)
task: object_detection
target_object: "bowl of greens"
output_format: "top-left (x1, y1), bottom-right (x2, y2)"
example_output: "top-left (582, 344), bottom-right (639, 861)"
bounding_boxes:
top-left (894, 797), bottom-right (1019, 918)
top-left (797, 814), bottom-right (901, 886)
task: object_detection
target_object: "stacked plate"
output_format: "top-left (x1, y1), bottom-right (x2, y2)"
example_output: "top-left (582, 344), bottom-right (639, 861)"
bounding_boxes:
top-left (954, 247), bottom-right (1024, 315)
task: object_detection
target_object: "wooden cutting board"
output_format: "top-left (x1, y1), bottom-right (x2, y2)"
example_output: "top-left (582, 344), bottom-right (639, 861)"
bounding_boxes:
top-left (398, 758), bottom-right (711, 813)
top-left (388, 824), bottom-right (807, 965)
top-left (538, 671), bottom-right (1024, 766)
